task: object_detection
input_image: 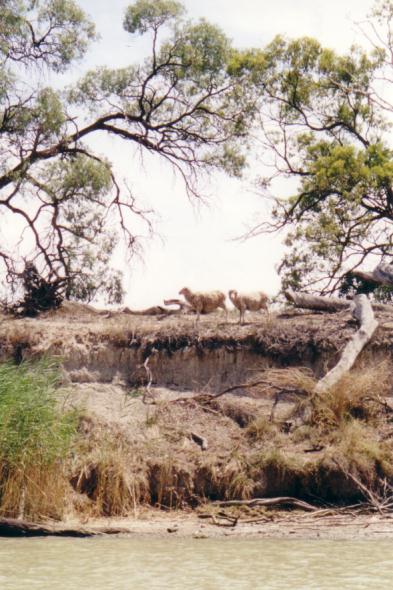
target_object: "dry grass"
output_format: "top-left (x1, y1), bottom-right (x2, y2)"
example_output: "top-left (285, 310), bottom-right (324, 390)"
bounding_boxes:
top-left (309, 361), bottom-right (392, 430)
top-left (194, 455), bottom-right (255, 502)
top-left (0, 463), bottom-right (70, 520)
top-left (71, 437), bottom-right (150, 517)
top-left (246, 416), bottom-right (277, 441)
top-left (148, 457), bottom-right (195, 508)
top-left (328, 421), bottom-right (393, 478)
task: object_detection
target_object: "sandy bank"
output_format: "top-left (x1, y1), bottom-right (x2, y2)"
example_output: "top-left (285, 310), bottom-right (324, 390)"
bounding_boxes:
top-left (78, 509), bottom-right (393, 540)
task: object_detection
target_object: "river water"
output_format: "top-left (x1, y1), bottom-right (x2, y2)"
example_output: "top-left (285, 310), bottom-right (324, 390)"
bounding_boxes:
top-left (0, 537), bottom-right (392, 589)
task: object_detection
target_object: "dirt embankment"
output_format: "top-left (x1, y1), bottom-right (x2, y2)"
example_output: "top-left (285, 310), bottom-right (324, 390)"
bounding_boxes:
top-left (2, 301), bottom-right (393, 526)
top-left (2, 301), bottom-right (393, 388)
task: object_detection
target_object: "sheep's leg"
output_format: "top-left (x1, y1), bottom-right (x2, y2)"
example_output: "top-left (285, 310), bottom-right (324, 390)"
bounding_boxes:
top-left (220, 302), bottom-right (228, 322)
top-left (195, 307), bottom-right (201, 327)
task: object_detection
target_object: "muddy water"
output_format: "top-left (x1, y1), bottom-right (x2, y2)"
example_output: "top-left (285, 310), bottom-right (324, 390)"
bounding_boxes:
top-left (1, 537), bottom-right (392, 589)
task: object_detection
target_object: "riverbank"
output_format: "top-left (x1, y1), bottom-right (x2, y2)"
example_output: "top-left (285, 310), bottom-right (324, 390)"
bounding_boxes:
top-left (70, 509), bottom-right (393, 540)
top-left (1, 301), bottom-right (393, 526)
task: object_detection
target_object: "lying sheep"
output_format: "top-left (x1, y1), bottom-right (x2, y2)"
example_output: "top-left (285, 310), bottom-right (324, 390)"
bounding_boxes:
top-left (179, 287), bottom-right (227, 323)
top-left (228, 289), bottom-right (269, 325)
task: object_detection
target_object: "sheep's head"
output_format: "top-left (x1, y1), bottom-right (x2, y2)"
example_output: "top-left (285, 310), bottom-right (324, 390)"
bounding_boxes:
top-left (179, 287), bottom-right (190, 297)
top-left (228, 289), bottom-right (238, 301)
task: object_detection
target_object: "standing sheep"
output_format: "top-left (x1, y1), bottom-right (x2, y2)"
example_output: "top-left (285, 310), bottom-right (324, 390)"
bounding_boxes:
top-left (228, 289), bottom-right (269, 325)
top-left (179, 287), bottom-right (227, 323)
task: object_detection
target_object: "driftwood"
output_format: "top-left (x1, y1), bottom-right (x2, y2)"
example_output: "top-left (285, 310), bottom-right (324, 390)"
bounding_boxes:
top-left (163, 298), bottom-right (192, 312)
top-left (0, 517), bottom-right (128, 537)
top-left (213, 497), bottom-right (317, 512)
top-left (120, 298), bottom-right (191, 317)
top-left (315, 294), bottom-right (378, 394)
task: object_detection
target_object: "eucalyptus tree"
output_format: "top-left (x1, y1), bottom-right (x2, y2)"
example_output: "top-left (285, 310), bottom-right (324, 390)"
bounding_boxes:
top-left (0, 0), bottom-right (252, 306)
top-left (243, 1), bottom-right (393, 297)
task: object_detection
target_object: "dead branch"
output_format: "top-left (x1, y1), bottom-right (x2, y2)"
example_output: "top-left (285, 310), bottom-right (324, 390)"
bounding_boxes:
top-left (139, 354), bottom-right (156, 404)
top-left (163, 298), bottom-right (193, 312)
top-left (315, 294), bottom-right (378, 394)
top-left (212, 497), bottom-right (318, 512)
top-left (121, 298), bottom-right (192, 317)
top-left (332, 459), bottom-right (392, 514)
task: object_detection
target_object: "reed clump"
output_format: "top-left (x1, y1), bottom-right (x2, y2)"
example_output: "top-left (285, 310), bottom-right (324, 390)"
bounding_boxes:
top-left (0, 360), bottom-right (78, 520)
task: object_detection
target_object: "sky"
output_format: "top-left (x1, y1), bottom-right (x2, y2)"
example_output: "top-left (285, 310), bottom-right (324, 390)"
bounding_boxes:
top-left (53, 1), bottom-right (380, 307)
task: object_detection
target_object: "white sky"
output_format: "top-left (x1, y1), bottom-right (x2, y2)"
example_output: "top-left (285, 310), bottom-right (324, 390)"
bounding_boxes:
top-left (63, 1), bottom-right (378, 306)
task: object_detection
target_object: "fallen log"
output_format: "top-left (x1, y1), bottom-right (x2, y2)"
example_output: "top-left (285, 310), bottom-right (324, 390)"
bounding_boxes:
top-left (284, 289), bottom-right (349, 312)
top-left (212, 497), bottom-right (317, 512)
top-left (284, 288), bottom-right (393, 313)
top-left (0, 517), bottom-right (128, 537)
top-left (315, 294), bottom-right (378, 394)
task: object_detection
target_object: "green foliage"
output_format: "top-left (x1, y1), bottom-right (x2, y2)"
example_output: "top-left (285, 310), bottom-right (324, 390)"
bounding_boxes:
top-left (165, 19), bottom-right (232, 79)
top-left (0, 360), bottom-right (77, 467)
top-left (250, 11), bottom-right (393, 293)
top-left (0, 359), bottom-right (79, 518)
top-left (123, 0), bottom-right (184, 33)
top-left (0, 0), bottom-right (95, 71)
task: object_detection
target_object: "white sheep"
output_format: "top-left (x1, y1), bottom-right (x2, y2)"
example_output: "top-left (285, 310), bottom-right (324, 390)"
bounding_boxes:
top-left (179, 287), bottom-right (227, 323)
top-left (228, 289), bottom-right (269, 325)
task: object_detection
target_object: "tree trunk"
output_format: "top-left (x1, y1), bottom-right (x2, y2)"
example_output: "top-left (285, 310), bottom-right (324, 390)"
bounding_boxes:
top-left (315, 295), bottom-right (378, 394)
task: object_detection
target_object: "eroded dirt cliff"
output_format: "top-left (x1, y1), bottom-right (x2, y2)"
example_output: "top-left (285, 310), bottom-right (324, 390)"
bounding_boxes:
top-left (2, 301), bottom-right (393, 515)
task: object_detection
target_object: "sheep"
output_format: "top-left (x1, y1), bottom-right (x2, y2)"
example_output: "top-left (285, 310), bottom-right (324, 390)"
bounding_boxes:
top-left (228, 289), bottom-right (269, 325)
top-left (179, 287), bottom-right (227, 323)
